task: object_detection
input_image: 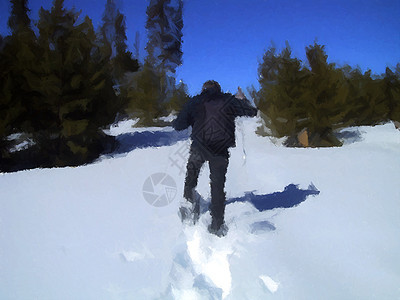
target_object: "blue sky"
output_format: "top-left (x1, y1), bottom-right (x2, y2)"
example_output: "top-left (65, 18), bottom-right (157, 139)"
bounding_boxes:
top-left (0, 0), bottom-right (399, 95)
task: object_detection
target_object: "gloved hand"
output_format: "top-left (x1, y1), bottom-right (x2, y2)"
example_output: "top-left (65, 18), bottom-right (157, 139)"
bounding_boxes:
top-left (235, 86), bottom-right (246, 100)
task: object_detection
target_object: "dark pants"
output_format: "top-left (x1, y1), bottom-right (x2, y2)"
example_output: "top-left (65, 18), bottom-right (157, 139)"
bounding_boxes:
top-left (184, 144), bottom-right (229, 227)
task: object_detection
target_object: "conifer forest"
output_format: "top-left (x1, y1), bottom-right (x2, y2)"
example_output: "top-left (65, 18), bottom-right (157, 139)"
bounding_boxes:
top-left (1, 0), bottom-right (399, 172)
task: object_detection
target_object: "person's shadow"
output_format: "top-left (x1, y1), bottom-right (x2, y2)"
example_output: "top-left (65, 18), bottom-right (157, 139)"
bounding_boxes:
top-left (198, 183), bottom-right (320, 214)
top-left (194, 184), bottom-right (319, 234)
top-left (227, 183), bottom-right (320, 211)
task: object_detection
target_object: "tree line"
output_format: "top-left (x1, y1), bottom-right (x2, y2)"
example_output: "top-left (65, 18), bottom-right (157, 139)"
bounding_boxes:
top-left (252, 42), bottom-right (400, 147)
top-left (1, 1), bottom-right (399, 172)
top-left (0, 0), bottom-right (188, 171)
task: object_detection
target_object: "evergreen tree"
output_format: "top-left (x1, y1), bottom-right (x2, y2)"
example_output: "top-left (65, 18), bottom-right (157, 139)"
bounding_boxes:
top-left (253, 43), bottom-right (310, 141)
top-left (125, 0), bottom-right (186, 124)
top-left (98, 0), bottom-right (139, 123)
top-left (124, 63), bottom-right (189, 125)
top-left (255, 42), bottom-right (349, 147)
top-left (124, 61), bottom-right (167, 126)
top-left (343, 67), bottom-right (387, 126)
top-left (4, 0), bottom-right (37, 133)
top-left (99, 0), bottom-right (139, 83)
top-left (382, 66), bottom-right (400, 122)
top-left (7, 0), bottom-right (32, 34)
top-left (145, 0), bottom-right (183, 75)
top-left (1, 0), bottom-right (39, 161)
top-left (168, 80), bottom-right (190, 113)
top-left (254, 41), bottom-right (397, 147)
top-left (266, 45), bottom-right (306, 136)
top-left (113, 12), bottom-right (139, 78)
top-left (0, 43), bottom-right (12, 159)
top-left (32, 0), bottom-right (117, 166)
top-left (100, 0), bottom-right (120, 59)
top-left (302, 43), bottom-right (348, 146)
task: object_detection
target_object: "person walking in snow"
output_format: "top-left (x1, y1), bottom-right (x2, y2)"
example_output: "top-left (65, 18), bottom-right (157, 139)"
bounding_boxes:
top-left (172, 80), bottom-right (258, 236)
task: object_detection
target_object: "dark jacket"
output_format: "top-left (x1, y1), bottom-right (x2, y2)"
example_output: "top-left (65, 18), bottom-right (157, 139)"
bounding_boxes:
top-left (172, 87), bottom-right (258, 154)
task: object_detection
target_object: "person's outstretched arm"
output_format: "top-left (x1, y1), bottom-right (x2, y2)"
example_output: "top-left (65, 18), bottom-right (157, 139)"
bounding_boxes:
top-left (172, 99), bottom-right (193, 131)
top-left (231, 87), bottom-right (258, 118)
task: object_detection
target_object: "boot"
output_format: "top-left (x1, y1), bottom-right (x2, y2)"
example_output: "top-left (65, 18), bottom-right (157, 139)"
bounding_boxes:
top-left (178, 191), bottom-right (200, 225)
top-left (208, 219), bottom-right (228, 237)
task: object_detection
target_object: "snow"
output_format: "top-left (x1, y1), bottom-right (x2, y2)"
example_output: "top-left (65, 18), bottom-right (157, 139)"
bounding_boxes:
top-left (6, 132), bottom-right (36, 153)
top-left (104, 118), bottom-right (140, 136)
top-left (104, 113), bottom-right (177, 137)
top-left (1, 118), bottom-right (400, 299)
top-left (259, 275), bottom-right (279, 293)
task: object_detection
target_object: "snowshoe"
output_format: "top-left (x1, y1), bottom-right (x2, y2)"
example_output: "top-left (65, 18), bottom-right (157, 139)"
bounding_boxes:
top-left (208, 222), bottom-right (228, 237)
top-left (178, 199), bottom-right (200, 225)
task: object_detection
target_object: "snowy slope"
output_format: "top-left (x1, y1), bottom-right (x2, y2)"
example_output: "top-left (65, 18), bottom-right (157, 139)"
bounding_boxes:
top-left (1, 118), bottom-right (399, 299)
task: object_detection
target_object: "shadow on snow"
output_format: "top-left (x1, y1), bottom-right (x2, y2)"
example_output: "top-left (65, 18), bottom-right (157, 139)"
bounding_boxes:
top-left (110, 126), bottom-right (364, 156)
top-left (195, 184), bottom-right (320, 234)
top-left (227, 183), bottom-right (320, 211)
top-left (199, 183), bottom-right (320, 214)
top-left (112, 128), bottom-right (190, 155)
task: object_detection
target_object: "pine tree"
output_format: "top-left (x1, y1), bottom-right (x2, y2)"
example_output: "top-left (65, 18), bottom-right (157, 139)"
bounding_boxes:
top-left (145, 0), bottom-right (183, 75)
top-left (393, 64), bottom-right (400, 122)
top-left (32, 0), bottom-right (118, 166)
top-left (0, 41), bottom-right (12, 159)
top-left (145, 0), bottom-right (184, 118)
top-left (343, 67), bottom-right (387, 126)
top-left (383, 66), bottom-right (400, 122)
top-left (98, 0), bottom-right (139, 124)
top-left (99, 0), bottom-right (139, 82)
top-left (125, 0), bottom-right (186, 125)
top-left (112, 12), bottom-right (139, 85)
top-left (3, 0), bottom-right (37, 133)
top-left (255, 42), bottom-right (350, 147)
top-left (124, 61), bottom-right (167, 126)
top-left (302, 43), bottom-right (348, 146)
top-left (168, 80), bottom-right (190, 113)
top-left (100, 0), bottom-right (119, 59)
top-left (7, 0), bottom-right (32, 34)
top-left (254, 43), bottom-right (310, 141)
top-left (0, 0), bottom-right (39, 162)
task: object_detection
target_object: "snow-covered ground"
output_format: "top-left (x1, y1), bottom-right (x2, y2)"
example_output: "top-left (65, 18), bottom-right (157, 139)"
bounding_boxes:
top-left (1, 118), bottom-right (399, 299)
